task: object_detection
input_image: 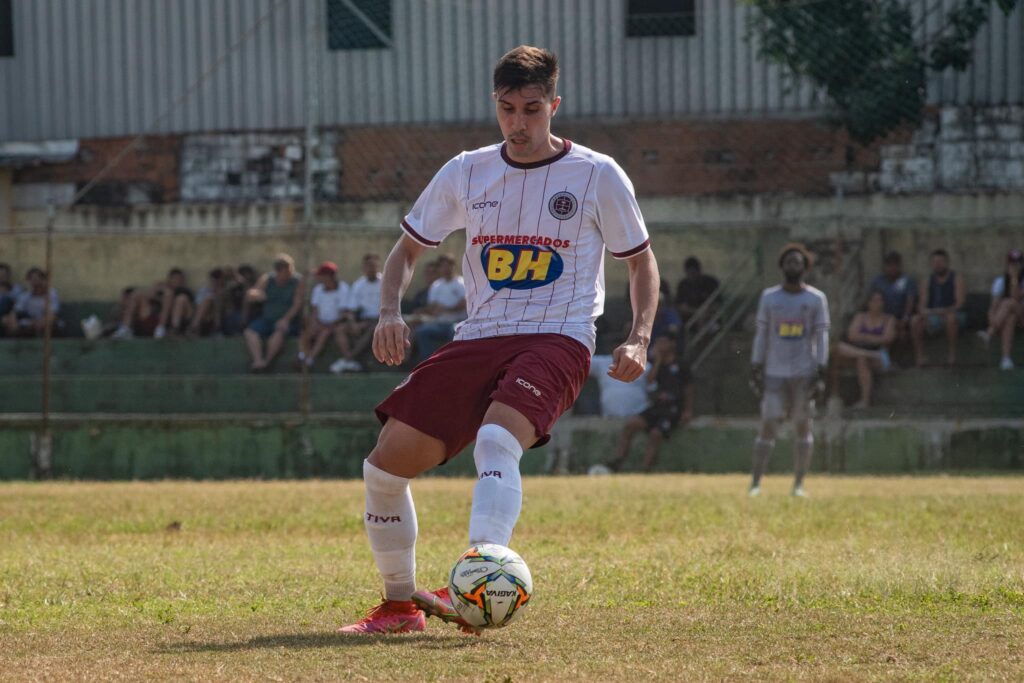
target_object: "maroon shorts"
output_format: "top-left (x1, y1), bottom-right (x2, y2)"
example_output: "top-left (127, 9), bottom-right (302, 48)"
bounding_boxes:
top-left (375, 333), bottom-right (591, 461)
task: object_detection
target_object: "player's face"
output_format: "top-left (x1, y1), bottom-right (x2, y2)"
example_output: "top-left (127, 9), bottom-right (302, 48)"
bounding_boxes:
top-left (494, 85), bottom-right (561, 163)
top-left (931, 254), bottom-right (948, 276)
top-left (781, 251), bottom-right (806, 281)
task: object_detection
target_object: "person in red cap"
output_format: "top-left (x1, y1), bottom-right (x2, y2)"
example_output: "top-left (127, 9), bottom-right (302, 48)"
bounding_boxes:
top-left (297, 260), bottom-right (355, 370)
top-left (978, 249), bottom-right (1024, 370)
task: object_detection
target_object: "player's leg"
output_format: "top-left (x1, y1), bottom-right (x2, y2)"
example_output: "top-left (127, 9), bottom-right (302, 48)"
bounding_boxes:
top-left (791, 416), bottom-right (813, 497)
top-left (339, 419), bottom-right (446, 634)
top-left (751, 378), bottom-right (783, 494)
top-left (307, 324), bottom-right (332, 364)
top-left (854, 356), bottom-right (873, 408)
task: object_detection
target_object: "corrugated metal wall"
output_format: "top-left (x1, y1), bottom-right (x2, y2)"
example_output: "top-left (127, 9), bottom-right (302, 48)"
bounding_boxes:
top-left (0, 0), bottom-right (1021, 142)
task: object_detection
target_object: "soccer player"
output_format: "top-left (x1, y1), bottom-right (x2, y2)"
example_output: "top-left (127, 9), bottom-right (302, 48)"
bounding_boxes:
top-left (339, 45), bottom-right (659, 634)
top-left (748, 244), bottom-right (829, 498)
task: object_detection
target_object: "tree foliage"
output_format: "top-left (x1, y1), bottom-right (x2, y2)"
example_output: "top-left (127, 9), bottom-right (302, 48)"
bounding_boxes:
top-left (747, 0), bottom-right (1020, 145)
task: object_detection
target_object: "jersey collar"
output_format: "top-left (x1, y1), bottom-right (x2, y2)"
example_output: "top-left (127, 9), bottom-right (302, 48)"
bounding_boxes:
top-left (500, 138), bottom-right (572, 169)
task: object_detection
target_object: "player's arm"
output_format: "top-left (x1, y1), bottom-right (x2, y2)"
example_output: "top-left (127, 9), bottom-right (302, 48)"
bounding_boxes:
top-left (609, 249), bottom-right (659, 382)
top-left (954, 272), bottom-right (966, 312)
top-left (374, 234), bottom-right (429, 366)
top-left (750, 293), bottom-right (768, 396)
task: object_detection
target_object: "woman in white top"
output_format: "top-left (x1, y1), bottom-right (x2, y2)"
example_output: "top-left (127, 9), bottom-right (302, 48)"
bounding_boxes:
top-left (978, 249), bottom-right (1024, 370)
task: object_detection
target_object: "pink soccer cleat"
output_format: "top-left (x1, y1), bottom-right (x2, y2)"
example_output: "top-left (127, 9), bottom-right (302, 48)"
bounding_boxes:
top-left (412, 586), bottom-right (483, 636)
top-left (337, 598), bottom-right (426, 634)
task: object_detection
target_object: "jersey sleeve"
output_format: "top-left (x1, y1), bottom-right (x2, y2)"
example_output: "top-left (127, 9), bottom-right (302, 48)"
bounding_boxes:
top-left (593, 159), bottom-right (650, 260)
top-left (992, 277), bottom-right (1005, 298)
top-left (401, 155), bottom-right (468, 248)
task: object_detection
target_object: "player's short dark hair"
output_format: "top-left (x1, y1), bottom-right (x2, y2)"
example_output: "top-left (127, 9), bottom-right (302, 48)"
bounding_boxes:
top-left (883, 251), bottom-right (902, 265)
top-left (684, 257), bottom-right (701, 271)
top-left (168, 267), bottom-right (184, 278)
top-left (209, 268), bottom-right (224, 280)
top-left (436, 253), bottom-right (456, 266)
top-left (930, 248), bottom-right (949, 260)
top-left (362, 253), bottom-right (380, 262)
top-left (26, 266), bottom-right (45, 279)
top-left (493, 45), bottom-right (559, 99)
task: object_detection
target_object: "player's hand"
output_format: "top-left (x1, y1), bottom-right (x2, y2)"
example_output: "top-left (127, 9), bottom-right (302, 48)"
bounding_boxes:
top-left (749, 364), bottom-right (765, 398)
top-left (608, 339), bottom-right (647, 382)
top-left (373, 312), bottom-right (411, 366)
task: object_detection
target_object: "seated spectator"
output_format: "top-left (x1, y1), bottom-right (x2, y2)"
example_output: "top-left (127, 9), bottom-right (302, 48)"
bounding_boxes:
top-left (112, 267), bottom-right (195, 339)
top-left (978, 249), bottom-right (1024, 370)
top-left (406, 259), bottom-right (440, 314)
top-left (333, 253), bottom-right (381, 371)
top-left (412, 254), bottom-right (466, 361)
top-left (869, 251), bottom-right (917, 341)
top-left (911, 249), bottom-right (966, 367)
top-left (675, 257), bottom-right (719, 327)
top-left (187, 268), bottom-right (229, 337)
top-left (298, 261), bottom-right (356, 371)
top-left (832, 291), bottom-right (896, 408)
top-left (2, 267), bottom-right (61, 338)
top-left (605, 333), bottom-right (694, 473)
top-left (0, 262), bottom-right (24, 320)
top-left (650, 280), bottom-right (683, 348)
top-left (244, 254), bottom-right (304, 372)
top-left (228, 264), bottom-right (259, 334)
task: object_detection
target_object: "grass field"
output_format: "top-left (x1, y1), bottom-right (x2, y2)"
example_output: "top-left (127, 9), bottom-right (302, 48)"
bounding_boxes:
top-left (1, 475), bottom-right (1023, 682)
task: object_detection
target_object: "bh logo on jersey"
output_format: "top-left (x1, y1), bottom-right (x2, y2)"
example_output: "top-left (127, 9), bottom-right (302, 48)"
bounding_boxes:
top-left (777, 319), bottom-right (806, 339)
top-left (481, 243), bottom-right (564, 291)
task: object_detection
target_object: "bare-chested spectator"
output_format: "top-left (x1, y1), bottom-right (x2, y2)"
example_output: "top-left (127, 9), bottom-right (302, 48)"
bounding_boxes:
top-left (244, 254), bottom-right (304, 372)
top-left (2, 267), bottom-right (61, 338)
top-left (112, 268), bottom-right (195, 339)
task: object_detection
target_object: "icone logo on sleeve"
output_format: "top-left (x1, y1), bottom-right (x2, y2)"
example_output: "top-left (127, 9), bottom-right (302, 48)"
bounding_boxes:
top-left (480, 242), bottom-right (564, 291)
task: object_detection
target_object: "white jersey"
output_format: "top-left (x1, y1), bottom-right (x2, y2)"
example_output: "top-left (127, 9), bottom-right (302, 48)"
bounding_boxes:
top-left (349, 275), bottom-right (382, 320)
top-left (401, 139), bottom-right (650, 352)
top-left (311, 282), bottom-right (351, 324)
top-left (752, 284), bottom-right (830, 379)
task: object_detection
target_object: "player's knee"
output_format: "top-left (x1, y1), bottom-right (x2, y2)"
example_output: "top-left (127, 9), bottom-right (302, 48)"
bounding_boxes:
top-left (474, 424), bottom-right (523, 475)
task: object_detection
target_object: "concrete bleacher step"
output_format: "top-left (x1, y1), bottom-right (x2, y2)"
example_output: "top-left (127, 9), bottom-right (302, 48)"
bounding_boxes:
top-left (0, 374), bottom-right (404, 414)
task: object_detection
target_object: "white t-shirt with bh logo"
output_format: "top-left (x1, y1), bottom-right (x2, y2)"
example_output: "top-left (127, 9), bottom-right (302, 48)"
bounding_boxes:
top-left (400, 139), bottom-right (649, 352)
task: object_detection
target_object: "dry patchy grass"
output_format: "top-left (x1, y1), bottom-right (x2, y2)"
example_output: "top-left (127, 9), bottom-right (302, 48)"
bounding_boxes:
top-left (1, 475), bottom-right (1022, 681)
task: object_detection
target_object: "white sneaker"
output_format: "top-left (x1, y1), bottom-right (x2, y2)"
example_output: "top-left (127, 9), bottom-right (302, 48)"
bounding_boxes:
top-left (111, 325), bottom-right (134, 340)
top-left (329, 359), bottom-right (347, 374)
top-left (1000, 357), bottom-right (1014, 371)
top-left (748, 485), bottom-right (761, 498)
top-left (345, 359), bottom-right (363, 372)
top-left (791, 485), bottom-right (808, 498)
top-left (154, 325), bottom-right (166, 339)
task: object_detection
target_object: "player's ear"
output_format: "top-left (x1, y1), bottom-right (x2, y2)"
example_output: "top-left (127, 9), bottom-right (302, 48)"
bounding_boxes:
top-left (550, 95), bottom-right (561, 116)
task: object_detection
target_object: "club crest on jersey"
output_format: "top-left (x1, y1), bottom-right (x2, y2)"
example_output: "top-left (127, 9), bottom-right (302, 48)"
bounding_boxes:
top-left (548, 191), bottom-right (578, 221)
top-left (481, 243), bottom-right (563, 291)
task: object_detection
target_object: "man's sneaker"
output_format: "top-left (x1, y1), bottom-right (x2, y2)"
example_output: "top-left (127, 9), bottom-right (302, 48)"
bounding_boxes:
top-left (337, 599), bottom-right (425, 634)
top-left (791, 485), bottom-right (808, 498)
top-left (111, 325), bottom-right (133, 340)
top-left (154, 324), bottom-right (166, 339)
top-left (412, 586), bottom-right (482, 635)
top-left (747, 485), bottom-right (761, 498)
top-left (1000, 357), bottom-right (1015, 371)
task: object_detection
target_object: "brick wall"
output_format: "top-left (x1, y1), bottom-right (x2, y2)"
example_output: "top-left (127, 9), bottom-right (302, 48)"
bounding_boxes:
top-left (14, 108), bottom-right (1024, 206)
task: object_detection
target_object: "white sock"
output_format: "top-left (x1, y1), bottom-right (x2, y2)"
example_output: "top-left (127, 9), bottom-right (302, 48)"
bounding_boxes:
top-left (468, 424), bottom-right (524, 547)
top-left (362, 459), bottom-right (417, 601)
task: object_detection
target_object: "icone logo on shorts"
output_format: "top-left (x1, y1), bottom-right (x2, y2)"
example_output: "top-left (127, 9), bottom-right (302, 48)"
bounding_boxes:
top-left (480, 243), bottom-right (563, 291)
top-left (515, 377), bottom-right (542, 397)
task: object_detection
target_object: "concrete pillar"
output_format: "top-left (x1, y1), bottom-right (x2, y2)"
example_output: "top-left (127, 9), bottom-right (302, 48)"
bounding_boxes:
top-left (0, 169), bottom-right (12, 230)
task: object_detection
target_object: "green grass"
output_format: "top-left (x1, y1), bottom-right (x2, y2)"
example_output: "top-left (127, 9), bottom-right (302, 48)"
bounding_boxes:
top-left (1, 475), bottom-right (1023, 681)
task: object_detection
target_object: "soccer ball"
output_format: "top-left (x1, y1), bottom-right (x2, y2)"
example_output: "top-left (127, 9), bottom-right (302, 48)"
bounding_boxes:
top-left (448, 543), bottom-right (533, 628)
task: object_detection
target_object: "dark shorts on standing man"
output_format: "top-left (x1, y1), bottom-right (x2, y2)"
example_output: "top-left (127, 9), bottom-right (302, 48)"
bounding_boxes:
top-left (375, 333), bottom-right (591, 462)
top-left (640, 405), bottom-right (680, 438)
